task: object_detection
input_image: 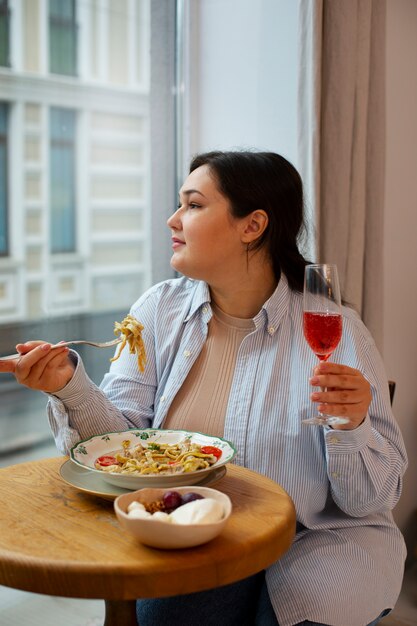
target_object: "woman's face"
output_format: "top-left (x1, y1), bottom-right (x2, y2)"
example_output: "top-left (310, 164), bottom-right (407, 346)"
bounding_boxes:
top-left (167, 164), bottom-right (245, 284)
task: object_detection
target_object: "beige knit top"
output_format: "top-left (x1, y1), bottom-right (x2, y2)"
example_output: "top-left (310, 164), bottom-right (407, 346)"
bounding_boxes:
top-left (163, 303), bottom-right (254, 438)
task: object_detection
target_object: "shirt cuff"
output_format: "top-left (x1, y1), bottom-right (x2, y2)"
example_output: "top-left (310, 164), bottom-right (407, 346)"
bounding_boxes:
top-left (50, 350), bottom-right (93, 409)
top-left (324, 414), bottom-right (372, 454)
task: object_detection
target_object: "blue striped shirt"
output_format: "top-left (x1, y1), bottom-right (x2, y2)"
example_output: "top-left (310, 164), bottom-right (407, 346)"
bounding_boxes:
top-left (48, 275), bottom-right (407, 626)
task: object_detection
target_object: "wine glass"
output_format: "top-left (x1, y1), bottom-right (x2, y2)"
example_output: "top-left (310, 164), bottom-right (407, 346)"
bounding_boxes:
top-left (302, 264), bottom-right (349, 426)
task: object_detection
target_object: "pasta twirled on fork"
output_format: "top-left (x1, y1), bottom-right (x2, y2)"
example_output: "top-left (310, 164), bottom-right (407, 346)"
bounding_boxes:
top-left (111, 314), bottom-right (147, 372)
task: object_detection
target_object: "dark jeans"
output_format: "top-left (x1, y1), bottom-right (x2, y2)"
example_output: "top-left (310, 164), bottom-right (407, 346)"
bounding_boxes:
top-left (136, 571), bottom-right (390, 626)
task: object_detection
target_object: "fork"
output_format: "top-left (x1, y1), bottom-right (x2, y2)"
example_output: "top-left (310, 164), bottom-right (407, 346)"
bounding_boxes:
top-left (0, 338), bottom-right (122, 361)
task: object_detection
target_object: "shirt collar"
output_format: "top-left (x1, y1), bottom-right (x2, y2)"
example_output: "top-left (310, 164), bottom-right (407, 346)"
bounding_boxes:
top-left (254, 273), bottom-right (291, 333)
top-left (183, 274), bottom-right (291, 330)
top-left (183, 280), bottom-right (211, 323)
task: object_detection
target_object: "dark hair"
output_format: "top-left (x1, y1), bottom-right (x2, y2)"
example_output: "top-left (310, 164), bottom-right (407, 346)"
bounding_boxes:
top-left (189, 150), bottom-right (311, 292)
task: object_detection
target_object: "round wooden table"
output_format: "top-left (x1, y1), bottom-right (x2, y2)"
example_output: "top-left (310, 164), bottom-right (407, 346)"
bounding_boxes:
top-left (0, 457), bottom-right (296, 626)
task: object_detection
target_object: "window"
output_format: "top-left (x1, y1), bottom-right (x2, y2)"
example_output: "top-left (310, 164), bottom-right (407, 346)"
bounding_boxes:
top-left (49, 0), bottom-right (77, 76)
top-left (0, 0), bottom-right (10, 67)
top-left (0, 0), bottom-right (176, 453)
top-left (50, 108), bottom-right (76, 253)
top-left (0, 102), bottom-right (7, 256)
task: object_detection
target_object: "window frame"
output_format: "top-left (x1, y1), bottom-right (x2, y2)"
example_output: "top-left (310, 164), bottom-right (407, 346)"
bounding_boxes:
top-left (0, 0), bottom-right (177, 455)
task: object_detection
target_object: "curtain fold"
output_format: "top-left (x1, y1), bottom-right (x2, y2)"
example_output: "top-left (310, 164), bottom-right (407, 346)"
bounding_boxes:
top-left (298, 0), bottom-right (386, 345)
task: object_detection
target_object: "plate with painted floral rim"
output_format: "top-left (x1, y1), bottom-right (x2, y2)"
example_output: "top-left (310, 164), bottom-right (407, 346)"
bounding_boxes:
top-left (69, 428), bottom-right (236, 490)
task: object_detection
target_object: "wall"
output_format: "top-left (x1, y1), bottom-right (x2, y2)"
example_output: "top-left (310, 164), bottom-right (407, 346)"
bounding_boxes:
top-left (187, 0), bottom-right (417, 546)
top-left (384, 0), bottom-right (417, 549)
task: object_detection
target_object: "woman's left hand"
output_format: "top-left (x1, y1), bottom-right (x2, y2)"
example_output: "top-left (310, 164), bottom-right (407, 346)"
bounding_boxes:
top-left (309, 363), bottom-right (372, 430)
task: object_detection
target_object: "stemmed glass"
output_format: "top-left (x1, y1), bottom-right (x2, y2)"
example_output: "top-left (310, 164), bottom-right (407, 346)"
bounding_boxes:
top-left (302, 263), bottom-right (349, 426)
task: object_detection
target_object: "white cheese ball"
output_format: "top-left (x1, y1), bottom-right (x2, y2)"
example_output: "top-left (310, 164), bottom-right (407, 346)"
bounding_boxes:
top-left (127, 508), bottom-right (152, 519)
top-left (127, 501), bottom-right (146, 513)
top-left (151, 511), bottom-right (171, 523)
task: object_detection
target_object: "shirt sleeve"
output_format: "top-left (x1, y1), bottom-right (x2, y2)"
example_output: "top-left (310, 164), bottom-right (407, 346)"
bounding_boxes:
top-left (47, 288), bottom-right (160, 454)
top-left (323, 312), bottom-right (408, 517)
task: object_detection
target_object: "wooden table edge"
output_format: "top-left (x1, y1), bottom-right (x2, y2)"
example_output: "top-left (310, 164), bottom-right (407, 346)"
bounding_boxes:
top-left (0, 457), bottom-right (297, 600)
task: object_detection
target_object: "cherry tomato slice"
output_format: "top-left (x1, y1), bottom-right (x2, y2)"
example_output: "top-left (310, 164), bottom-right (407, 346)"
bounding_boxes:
top-left (200, 446), bottom-right (222, 459)
top-left (96, 455), bottom-right (117, 466)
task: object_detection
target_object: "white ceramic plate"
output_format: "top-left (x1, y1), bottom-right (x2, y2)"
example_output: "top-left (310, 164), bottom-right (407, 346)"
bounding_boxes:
top-left (69, 429), bottom-right (236, 490)
top-left (59, 459), bottom-right (227, 501)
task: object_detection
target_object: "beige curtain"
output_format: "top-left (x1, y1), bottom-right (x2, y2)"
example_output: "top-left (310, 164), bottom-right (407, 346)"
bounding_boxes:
top-left (298, 0), bottom-right (386, 345)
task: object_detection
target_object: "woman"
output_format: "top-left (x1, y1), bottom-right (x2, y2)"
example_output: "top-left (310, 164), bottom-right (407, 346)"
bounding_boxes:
top-left (0, 151), bottom-right (407, 626)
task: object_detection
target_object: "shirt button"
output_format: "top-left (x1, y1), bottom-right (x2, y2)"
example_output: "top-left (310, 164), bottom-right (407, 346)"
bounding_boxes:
top-left (267, 326), bottom-right (275, 335)
top-left (329, 436), bottom-right (340, 444)
top-left (331, 471), bottom-right (340, 479)
top-left (183, 350), bottom-right (191, 357)
top-left (160, 396), bottom-right (165, 403)
top-left (202, 306), bottom-right (208, 313)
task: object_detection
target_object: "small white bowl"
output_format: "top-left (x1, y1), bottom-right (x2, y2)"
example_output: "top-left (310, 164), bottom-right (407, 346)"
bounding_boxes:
top-left (114, 486), bottom-right (232, 549)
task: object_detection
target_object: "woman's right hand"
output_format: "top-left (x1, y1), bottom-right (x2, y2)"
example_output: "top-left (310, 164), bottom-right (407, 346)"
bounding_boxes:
top-left (0, 342), bottom-right (75, 393)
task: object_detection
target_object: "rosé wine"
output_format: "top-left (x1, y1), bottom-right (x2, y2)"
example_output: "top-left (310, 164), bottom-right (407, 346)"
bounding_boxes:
top-left (303, 311), bottom-right (342, 361)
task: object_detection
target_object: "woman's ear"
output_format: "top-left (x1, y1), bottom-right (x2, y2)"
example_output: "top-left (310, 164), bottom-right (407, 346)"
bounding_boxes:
top-left (241, 210), bottom-right (269, 243)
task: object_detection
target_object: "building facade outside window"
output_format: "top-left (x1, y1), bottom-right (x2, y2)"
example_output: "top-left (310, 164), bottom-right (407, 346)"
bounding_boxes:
top-left (50, 107), bottom-right (77, 253)
top-left (0, 0), bottom-right (10, 68)
top-left (0, 102), bottom-right (7, 255)
top-left (0, 0), bottom-right (156, 325)
top-left (49, 0), bottom-right (77, 77)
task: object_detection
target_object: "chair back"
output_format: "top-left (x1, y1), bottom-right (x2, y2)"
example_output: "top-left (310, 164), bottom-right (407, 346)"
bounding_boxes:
top-left (388, 380), bottom-right (396, 405)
